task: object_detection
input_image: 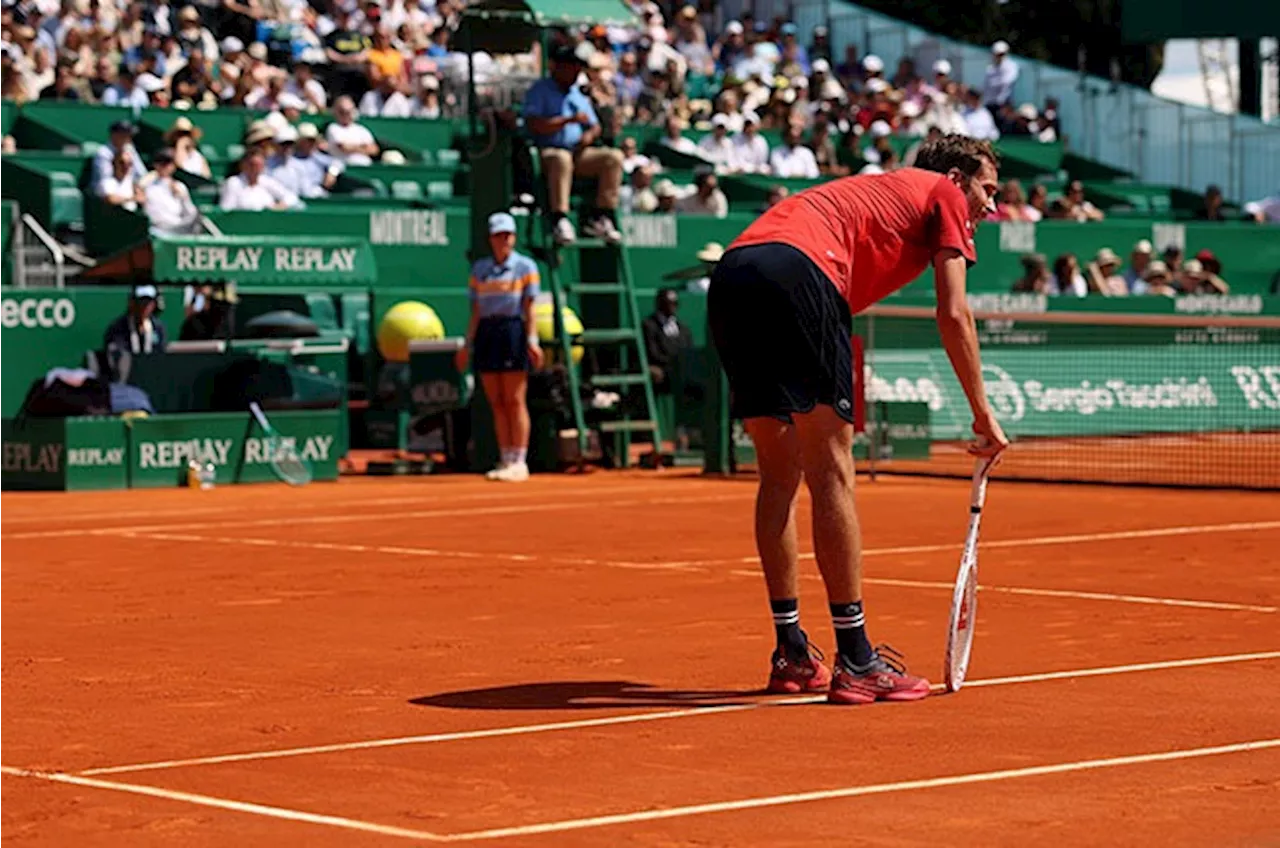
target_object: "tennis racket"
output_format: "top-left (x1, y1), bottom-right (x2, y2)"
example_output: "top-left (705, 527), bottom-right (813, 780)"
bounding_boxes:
top-left (943, 453), bottom-right (1000, 693)
top-left (249, 402), bottom-right (313, 486)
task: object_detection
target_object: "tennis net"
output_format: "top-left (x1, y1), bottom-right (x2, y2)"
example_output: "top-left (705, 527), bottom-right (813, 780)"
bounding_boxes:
top-left (853, 305), bottom-right (1280, 489)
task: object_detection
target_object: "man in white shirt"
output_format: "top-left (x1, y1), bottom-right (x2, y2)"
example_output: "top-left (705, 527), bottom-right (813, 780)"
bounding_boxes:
top-left (697, 114), bottom-right (737, 172)
top-left (659, 115), bottom-right (699, 156)
top-left (1243, 190), bottom-right (1280, 223)
top-left (285, 61), bottom-right (328, 111)
top-left (619, 136), bottom-right (654, 175)
top-left (139, 148), bottom-right (200, 234)
top-left (413, 75), bottom-right (442, 118)
top-left (359, 74), bottom-right (413, 118)
top-left (620, 164), bottom-right (659, 214)
top-left (100, 67), bottom-right (150, 108)
top-left (674, 171), bottom-right (728, 218)
top-left (961, 88), bottom-right (1000, 141)
top-left (768, 125), bottom-right (819, 179)
top-left (94, 121), bottom-right (146, 196)
top-left (98, 151), bottom-right (141, 211)
top-left (325, 95), bottom-right (380, 166)
top-left (983, 41), bottom-right (1018, 112)
top-left (731, 112), bottom-right (770, 174)
top-left (220, 150), bottom-right (301, 211)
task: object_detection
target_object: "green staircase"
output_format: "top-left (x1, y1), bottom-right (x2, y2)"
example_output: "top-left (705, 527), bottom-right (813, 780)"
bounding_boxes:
top-left (535, 226), bottom-right (663, 468)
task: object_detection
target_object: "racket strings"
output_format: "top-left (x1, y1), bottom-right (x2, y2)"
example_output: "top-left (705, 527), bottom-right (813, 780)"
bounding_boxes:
top-left (274, 453), bottom-right (312, 485)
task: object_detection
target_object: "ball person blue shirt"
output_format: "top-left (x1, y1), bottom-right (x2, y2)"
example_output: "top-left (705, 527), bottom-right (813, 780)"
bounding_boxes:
top-left (469, 247), bottom-right (540, 318)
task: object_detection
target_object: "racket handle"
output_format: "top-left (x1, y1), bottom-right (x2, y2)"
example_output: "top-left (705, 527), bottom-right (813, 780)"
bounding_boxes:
top-left (969, 455), bottom-right (997, 510)
top-left (249, 401), bottom-right (270, 431)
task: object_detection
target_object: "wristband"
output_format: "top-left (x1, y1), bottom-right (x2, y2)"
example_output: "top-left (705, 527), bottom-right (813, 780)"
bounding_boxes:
top-left (527, 334), bottom-right (540, 347)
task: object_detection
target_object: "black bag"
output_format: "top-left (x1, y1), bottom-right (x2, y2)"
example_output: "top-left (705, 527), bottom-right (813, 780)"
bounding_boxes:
top-left (17, 375), bottom-right (112, 419)
top-left (209, 357), bottom-right (294, 412)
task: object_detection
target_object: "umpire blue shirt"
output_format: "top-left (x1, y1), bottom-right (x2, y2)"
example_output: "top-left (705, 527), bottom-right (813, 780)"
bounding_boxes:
top-left (522, 78), bottom-right (598, 150)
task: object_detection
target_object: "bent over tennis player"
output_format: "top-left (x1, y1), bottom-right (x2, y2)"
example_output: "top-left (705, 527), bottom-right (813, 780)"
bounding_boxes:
top-left (707, 134), bottom-right (1009, 705)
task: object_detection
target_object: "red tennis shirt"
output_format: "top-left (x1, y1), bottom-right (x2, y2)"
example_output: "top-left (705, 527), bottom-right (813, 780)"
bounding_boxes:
top-left (729, 168), bottom-right (978, 314)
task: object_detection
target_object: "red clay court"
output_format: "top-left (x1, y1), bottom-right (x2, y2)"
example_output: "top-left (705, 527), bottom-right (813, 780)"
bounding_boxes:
top-left (3, 471), bottom-right (1278, 846)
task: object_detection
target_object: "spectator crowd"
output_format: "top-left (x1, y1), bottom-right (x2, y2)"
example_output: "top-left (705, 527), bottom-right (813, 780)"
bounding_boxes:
top-left (4, 0), bottom-right (1277, 235)
top-left (1011, 241), bottom-right (1233, 298)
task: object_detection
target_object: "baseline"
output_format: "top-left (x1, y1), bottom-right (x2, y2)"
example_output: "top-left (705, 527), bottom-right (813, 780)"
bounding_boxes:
top-left (7, 740), bottom-right (1278, 844)
top-left (72, 651), bottom-right (1280, 777)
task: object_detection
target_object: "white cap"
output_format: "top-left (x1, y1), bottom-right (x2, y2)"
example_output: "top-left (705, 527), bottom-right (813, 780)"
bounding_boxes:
top-left (869, 119), bottom-right (892, 138)
top-left (865, 77), bottom-right (889, 94)
top-left (248, 41), bottom-right (268, 60)
top-left (573, 41), bottom-right (597, 65)
top-left (710, 113), bottom-right (730, 128)
top-left (862, 54), bottom-right (883, 73)
top-left (655, 179), bottom-right (679, 198)
top-left (1183, 259), bottom-right (1203, 274)
top-left (812, 58), bottom-right (830, 74)
top-left (262, 112), bottom-right (289, 134)
top-left (277, 92), bottom-right (305, 110)
top-left (1017, 103), bottom-right (1037, 120)
top-left (381, 149), bottom-right (407, 165)
top-left (420, 74), bottom-right (440, 90)
top-left (1134, 239), bottom-right (1153, 254)
top-left (136, 73), bottom-right (165, 93)
top-left (899, 100), bottom-right (921, 118)
top-left (932, 59), bottom-right (951, 76)
top-left (275, 124), bottom-right (299, 143)
top-left (297, 122), bottom-right (320, 139)
top-left (742, 110), bottom-right (760, 125)
top-left (488, 212), bottom-right (516, 234)
top-left (725, 20), bottom-right (743, 35)
top-left (992, 40), bottom-right (1010, 54)
top-left (220, 36), bottom-right (243, 53)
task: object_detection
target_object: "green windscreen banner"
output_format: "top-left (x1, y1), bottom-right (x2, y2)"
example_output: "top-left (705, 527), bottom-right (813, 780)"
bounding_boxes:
top-left (127, 410), bottom-right (342, 488)
top-left (2, 417), bottom-right (129, 491)
top-left (85, 235), bottom-right (379, 287)
top-left (152, 235), bottom-right (378, 286)
top-left (866, 346), bottom-right (1280, 441)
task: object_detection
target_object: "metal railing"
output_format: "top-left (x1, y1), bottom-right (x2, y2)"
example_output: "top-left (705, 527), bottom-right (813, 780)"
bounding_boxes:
top-left (17, 213), bottom-right (66, 289)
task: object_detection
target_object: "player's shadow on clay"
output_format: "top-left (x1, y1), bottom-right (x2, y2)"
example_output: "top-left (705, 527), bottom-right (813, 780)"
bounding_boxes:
top-left (410, 680), bottom-right (784, 710)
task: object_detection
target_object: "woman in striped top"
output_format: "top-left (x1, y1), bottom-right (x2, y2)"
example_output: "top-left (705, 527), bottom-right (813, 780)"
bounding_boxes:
top-left (456, 212), bottom-right (544, 481)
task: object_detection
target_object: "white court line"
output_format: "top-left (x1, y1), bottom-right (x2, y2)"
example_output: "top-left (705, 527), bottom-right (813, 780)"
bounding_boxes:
top-left (9, 741), bottom-right (1279, 843)
top-left (0, 766), bottom-right (448, 842)
top-left (724, 572), bottom-right (1277, 614)
top-left (105, 527), bottom-right (1277, 612)
top-left (442, 739), bottom-right (1280, 841)
top-left (0, 482), bottom-right (694, 527)
top-left (650, 520), bottom-right (1280, 568)
top-left (113, 531), bottom-right (708, 573)
top-left (2, 492), bottom-right (754, 541)
top-left (868, 576), bottom-right (1275, 614)
top-left (49, 527), bottom-right (1280, 610)
top-left (73, 651), bottom-right (1280, 777)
